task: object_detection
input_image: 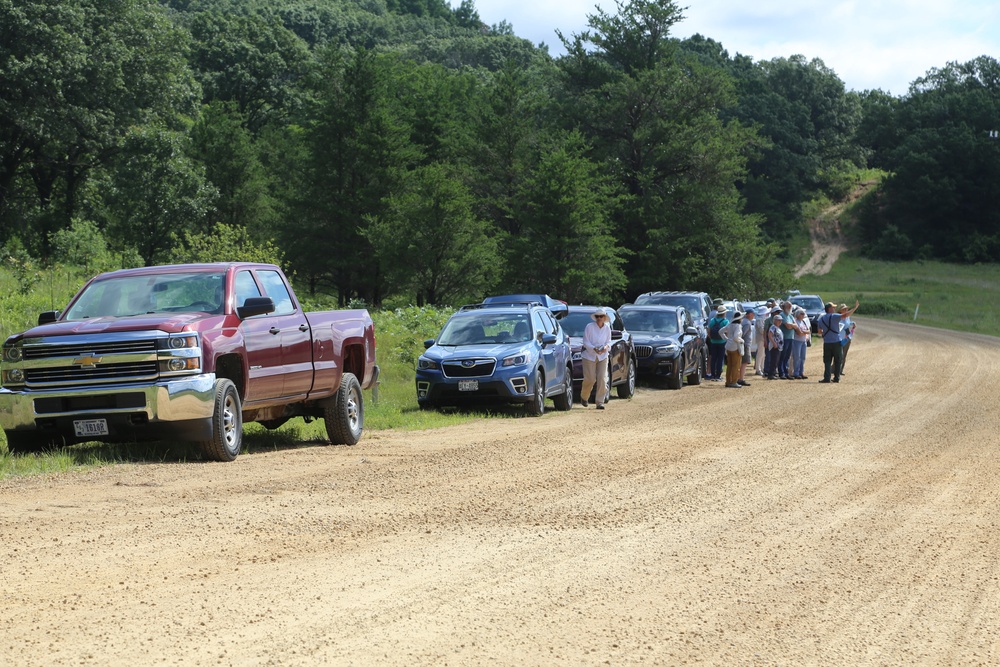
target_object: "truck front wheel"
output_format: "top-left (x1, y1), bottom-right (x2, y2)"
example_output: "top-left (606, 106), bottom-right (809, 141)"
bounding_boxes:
top-left (324, 372), bottom-right (364, 445)
top-left (200, 379), bottom-right (243, 462)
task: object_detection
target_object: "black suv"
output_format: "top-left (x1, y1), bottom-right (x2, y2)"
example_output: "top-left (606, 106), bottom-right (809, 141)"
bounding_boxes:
top-left (633, 291), bottom-right (711, 374)
top-left (617, 304), bottom-right (704, 389)
top-left (559, 305), bottom-right (637, 404)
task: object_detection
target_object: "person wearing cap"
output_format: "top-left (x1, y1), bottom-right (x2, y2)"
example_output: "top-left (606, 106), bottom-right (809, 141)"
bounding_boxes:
top-left (764, 313), bottom-right (784, 379)
top-left (838, 303), bottom-right (858, 375)
top-left (722, 311), bottom-right (745, 388)
top-left (816, 299), bottom-right (859, 383)
top-left (789, 308), bottom-right (811, 379)
top-left (706, 305), bottom-right (729, 382)
top-left (580, 307), bottom-right (612, 408)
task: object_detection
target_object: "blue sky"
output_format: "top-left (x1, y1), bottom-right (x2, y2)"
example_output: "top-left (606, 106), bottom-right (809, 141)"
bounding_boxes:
top-left (471, 0), bottom-right (1000, 95)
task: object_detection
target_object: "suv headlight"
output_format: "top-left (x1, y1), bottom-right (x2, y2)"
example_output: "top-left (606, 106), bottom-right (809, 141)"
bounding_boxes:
top-left (572, 351), bottom-right (582, 361)
top-left (502, 353), bottom-right (529, 367)
top-left (655, 343), bottom-right (680, 356)
top-left (417, 357), bottom-right (440, 370)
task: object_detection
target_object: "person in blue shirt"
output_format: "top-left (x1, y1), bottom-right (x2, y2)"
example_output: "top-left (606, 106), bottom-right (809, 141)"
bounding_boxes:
top-left (838, 303), bottom-right (857, 376)
top-left (706, 305), bottom-right (729, 382)
top-left (816, 300), bottom-right (859, 383)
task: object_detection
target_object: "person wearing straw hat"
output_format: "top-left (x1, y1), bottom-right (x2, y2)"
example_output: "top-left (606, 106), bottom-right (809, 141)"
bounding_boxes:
top-left (722, 311), bottom-right (745, 388)
top-left (580, 307), bottom-right (612, 409)
top-left (764, 313), bottom-right (784, 379)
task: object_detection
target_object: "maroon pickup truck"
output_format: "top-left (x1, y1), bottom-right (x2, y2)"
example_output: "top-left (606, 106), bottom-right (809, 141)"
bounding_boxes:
top-left (0, 263), bottom-right (378, 461)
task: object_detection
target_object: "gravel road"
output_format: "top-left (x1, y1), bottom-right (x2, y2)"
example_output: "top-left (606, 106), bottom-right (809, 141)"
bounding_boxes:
top-left (2, 318), bottom-right (999, 666)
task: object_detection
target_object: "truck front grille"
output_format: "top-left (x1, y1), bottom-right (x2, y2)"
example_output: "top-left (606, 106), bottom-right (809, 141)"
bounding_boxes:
top-left (23, 339), bottom-right (157, 360)
top-left (25, 361), bottom-right (159, 387)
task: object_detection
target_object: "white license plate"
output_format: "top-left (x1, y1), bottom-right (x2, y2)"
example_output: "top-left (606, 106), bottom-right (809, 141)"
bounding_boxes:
top-left (458, 379), bottom-right (479, 392)
top-left (74, 419), bottom-right (109, 437)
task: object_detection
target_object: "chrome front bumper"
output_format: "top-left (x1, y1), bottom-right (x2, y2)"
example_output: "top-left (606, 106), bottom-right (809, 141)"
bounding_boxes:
top-left (0, 373), bottom-right (217, 433)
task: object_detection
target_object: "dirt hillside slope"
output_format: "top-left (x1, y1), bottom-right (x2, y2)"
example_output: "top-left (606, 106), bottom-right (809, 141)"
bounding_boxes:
top-left (2, 318), bottom-right (999, 666)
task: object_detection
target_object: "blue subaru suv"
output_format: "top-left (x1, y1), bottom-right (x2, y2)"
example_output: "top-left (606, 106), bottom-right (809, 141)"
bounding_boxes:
top-left (416, 299), bottom-right (574, 415)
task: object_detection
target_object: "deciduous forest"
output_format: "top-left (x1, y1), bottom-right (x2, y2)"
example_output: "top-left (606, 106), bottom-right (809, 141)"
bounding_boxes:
top-left (3, 0), bottom-right (999, 306)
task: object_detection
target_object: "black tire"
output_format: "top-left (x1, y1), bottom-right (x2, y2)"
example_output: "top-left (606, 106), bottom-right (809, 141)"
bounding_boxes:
top-left (616, 357), bottom-right (636, 399)
top-left (666, 362), bottom-right (683, 390)
top-left (199, 379), bottom-right (242, 462)
top-left (687, 352), bottom-right (703, 385)
top-left (525, 369), bottom-right (545, 417)
top-left (324, 372), bottom-right (364, 445)
top-left (552, 366), bottom-right (574, 411)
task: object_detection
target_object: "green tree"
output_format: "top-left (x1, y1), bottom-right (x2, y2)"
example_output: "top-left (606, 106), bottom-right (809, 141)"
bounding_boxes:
top-left (288, 48), bottom-right (419, 303)
top-left (0, 0), bottom-right (198, 245)
top-left (558, 0), bottom-right (785, 297)
top-left (103, 126), bottom-right (217, 266)
top-left (189, 101), bottom-right (277, 237)
top-left (510, 133), bottom-right (625, 303)
top-left (858, 56), bottom-right (1000, 261)
top-left (171, 222), bottom-right (285, 265)
top-left (364, 162), bottom-right (498, 305)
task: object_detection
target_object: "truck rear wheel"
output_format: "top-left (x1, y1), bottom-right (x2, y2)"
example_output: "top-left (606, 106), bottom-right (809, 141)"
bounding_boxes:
top-left (200, 379), bottom-right (242, 462)
top-left (324, 372), bottom-right (364, 445)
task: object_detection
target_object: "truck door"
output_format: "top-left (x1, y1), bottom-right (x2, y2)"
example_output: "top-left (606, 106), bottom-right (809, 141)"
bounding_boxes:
top-left (256, 269), bottom-right (314, 398)
top-left (235, 270), bottom-right (284, 403)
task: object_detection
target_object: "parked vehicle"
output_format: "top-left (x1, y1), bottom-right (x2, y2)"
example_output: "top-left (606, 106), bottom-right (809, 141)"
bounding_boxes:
top-left (482, 293), bottom-right (568, 319)
top-left (415, 300), bottom-right (573, 415)
top-left (632, 291), bottom-right (711, 373)
top-left (617, 304), bottom-right (703, 389)
top-left (559, 306), bottom-right (636, 403)
top-left (789, 294), bottom-right (825, 333)
top-left (0, 263), bottom-right (379, 461)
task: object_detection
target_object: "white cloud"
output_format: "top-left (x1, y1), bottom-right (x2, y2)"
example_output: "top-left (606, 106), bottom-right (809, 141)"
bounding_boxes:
top-left (471, 0), bottom-right (1000, 94)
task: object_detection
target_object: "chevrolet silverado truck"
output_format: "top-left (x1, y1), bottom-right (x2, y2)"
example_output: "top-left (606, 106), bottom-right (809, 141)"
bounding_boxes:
top-left (0, 263), bottom-right (378, 461)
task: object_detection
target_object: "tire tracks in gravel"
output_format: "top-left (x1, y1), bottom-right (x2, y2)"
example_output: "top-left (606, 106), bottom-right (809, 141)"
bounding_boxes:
top-left (2, 319), bottom-right (1000, 666)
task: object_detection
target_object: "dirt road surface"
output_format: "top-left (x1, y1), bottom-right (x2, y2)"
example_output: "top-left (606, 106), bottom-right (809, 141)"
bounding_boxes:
top-left (3, 318), bottom-right (1000, 666)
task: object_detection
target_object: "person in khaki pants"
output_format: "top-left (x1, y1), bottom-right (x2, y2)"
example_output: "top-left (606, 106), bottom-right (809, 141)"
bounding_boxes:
top-left (722, 311), bottom-right (745, 388)
top-left (580, 308), bottom-right (612, 409)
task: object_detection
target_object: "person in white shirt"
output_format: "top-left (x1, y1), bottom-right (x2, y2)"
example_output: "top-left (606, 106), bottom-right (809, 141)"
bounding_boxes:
top-left (580, 308), bottom-right (612, 409)
top-left (838, 303), bottom-right (857, 375)
top-left (790, 308), bottom-right (811, 379)
top-left (721, 311), bottom-right (745, 388)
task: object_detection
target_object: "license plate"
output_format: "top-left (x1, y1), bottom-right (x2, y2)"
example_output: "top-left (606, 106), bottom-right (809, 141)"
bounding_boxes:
top-left (73, 419), bottom-right (109, 437)
top-left (458, 379), bottom-right (479, 392)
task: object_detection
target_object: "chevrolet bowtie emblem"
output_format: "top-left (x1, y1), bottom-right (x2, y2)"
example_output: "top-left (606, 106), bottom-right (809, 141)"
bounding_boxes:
top-left (73, 354), bottom-right (103, 369)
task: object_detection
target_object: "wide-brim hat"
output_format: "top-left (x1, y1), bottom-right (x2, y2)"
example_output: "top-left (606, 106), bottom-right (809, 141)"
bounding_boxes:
top-left (591, 307), bottom-right (608, 321)
top-left (773, 314), bottom-right (784, 322)
top-left (825, 301), bottom-right (837, 309)
top-left (731, 311), bottom-right (743, 322)
top-left (838, 303), bottom-right (849, 311)
top-left (716, 305), bottom-right (727, 314)
top-left (770, 307), bottom-right (781, 314)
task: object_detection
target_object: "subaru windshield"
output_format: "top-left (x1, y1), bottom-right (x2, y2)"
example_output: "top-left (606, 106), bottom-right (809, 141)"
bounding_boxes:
top-left (437, 313), bottom-right (532, 346)
top-left (63, 272), bottom-right (226, 320)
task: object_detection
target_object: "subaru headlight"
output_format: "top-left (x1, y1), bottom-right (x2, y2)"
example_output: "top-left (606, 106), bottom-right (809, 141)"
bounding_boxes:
top-left (417, 357), bottom-right (440, 370)
top-left (655, 343), bottom-right (680, 356)
top-left (502, 353), bottom-right (529, 367)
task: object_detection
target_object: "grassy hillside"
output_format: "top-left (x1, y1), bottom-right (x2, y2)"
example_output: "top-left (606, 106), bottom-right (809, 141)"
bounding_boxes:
top-left (795, 255), bottom-right (1000, 336)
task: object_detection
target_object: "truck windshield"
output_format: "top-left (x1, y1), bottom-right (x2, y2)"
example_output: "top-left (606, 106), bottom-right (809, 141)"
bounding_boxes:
top-left (63, 272), bottom-right (226, 319)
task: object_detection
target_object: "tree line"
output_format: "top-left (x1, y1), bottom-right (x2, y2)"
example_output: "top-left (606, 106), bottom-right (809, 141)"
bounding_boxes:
top-left (2, 0), bottom-right (999, 308)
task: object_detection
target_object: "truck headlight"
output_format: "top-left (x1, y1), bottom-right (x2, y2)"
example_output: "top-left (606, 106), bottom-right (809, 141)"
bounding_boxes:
top-left (3, 345), bottom-right (22, 363)
top-left (3, 368), bottom-right (24, 384)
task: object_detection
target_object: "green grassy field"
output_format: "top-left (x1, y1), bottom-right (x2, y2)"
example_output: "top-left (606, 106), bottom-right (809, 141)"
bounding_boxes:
top-left (792, 255), bottom-right (1000, 336)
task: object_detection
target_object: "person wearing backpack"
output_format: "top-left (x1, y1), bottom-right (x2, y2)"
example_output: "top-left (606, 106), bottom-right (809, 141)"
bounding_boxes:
top-left (706, 305), bottom-right (729, 382)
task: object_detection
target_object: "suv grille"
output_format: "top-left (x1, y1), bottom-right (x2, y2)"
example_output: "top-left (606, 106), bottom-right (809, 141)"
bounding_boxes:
top-left (442, 359), bottom-right (496, 378)
top-left (635, 345), bottom-right (654, 358)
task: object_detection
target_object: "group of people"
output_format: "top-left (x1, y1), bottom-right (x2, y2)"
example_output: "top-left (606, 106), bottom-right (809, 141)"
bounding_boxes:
top-left (706, 298), bottom-right (859, 388)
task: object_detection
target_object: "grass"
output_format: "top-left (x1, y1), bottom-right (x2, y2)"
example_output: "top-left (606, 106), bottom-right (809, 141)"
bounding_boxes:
top-left (794, 254), bottom-right (1000, 336)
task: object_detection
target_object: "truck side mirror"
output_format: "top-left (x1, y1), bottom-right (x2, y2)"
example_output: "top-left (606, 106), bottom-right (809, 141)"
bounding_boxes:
top-left (236, 297), bottom-right (275, 319)
top-left (38, 311), bottom-right (60, 325)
